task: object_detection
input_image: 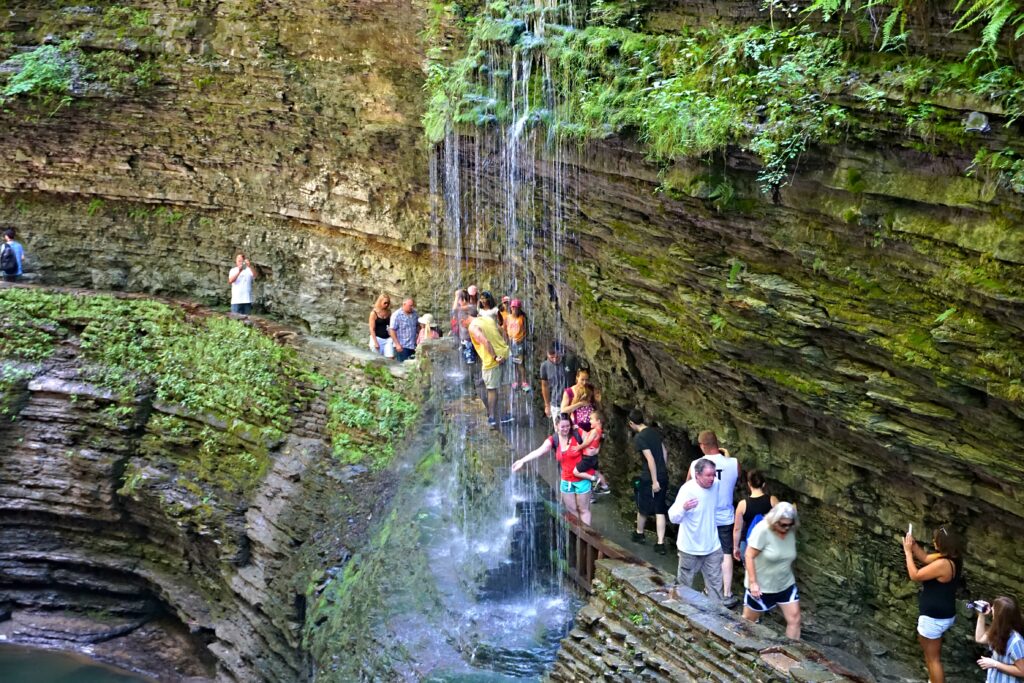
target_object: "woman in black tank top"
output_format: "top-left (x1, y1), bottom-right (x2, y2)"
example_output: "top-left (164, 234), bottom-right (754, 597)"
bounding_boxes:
top-left (731, 470), bottom-right (778, 562)
top-left (903, 526), bottom-right (964, 683)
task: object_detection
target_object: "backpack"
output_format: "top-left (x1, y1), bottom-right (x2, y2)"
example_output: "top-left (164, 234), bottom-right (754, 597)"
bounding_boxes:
top-left (0, 243), bottom-right (16, 275)
top-left (745, 514), bottom-right (766, 542)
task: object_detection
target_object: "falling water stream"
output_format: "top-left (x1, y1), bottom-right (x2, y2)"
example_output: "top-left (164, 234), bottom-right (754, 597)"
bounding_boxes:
top-left (413, 0), bottom-right (593, 678)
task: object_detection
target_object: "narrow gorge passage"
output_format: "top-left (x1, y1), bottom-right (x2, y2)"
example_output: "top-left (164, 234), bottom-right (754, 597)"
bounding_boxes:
top-left (2, 0), bottom-right (1024, 681)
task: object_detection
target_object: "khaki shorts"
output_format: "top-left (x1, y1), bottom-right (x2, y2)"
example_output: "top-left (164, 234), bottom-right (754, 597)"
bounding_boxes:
top-left (481, 362), bottom-right (508, 390)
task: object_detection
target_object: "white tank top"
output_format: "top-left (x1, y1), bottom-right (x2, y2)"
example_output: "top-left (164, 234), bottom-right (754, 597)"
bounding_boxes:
top-left (689, 453), bottom-right (739, 526)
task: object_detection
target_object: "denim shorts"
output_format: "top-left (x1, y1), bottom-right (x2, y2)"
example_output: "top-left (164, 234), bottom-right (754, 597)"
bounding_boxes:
top-left (917, 615), bottom-right (955, 639)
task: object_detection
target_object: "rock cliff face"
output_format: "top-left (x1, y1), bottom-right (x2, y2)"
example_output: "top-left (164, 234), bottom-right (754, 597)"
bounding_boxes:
top-left (0, 0), bottom-right (441, 336)
top-left (427, 1), bottom-right (1024, 678)
top-left (4, 0), bottom-right (1024, 680)
top-left (0, 289), bottom-right (422, 681)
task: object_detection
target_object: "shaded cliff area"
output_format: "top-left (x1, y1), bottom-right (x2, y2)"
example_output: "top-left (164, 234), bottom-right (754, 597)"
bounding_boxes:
top-left (0, 288), bottom-right (422, 681)
top-left (0, 0), bottom-right (441, 336)
top-left (425, 0), bottom-right (1024, 678)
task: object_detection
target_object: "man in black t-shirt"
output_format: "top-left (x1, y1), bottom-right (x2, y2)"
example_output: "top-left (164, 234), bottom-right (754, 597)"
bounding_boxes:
top-left (628, 408), bottom-right (669, 554)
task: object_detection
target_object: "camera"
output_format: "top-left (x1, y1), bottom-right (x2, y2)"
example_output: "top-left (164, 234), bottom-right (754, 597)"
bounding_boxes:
top-left (967, 600), bottom-right (991, 614)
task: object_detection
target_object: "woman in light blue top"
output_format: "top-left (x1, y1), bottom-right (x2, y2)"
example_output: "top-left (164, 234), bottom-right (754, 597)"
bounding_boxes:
top-left (975, 596), bottom-right (1024, 682)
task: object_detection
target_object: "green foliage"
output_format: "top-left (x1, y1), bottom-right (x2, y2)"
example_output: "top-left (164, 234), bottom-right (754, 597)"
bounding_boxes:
top-left (0, 44), bottom-right (74, 112)
top-left (81, 49), bottom-right (160, 93)
top-left (968, 147), bottom-right (1024, 193)
top-left (933, 306), bottom-right (957, 324)
top-left (101, 6), bottom-right (152, 33)
top-left (1, 11), bottom-right (160, 112)
top-left (427, 15), bottom-right (850, 191)
top-left (591, 0), bottom-right (655, 28)
top-left (326, 382), bottom-right (418, 469)
top-left (953, 0), bottom-right (1024, 53)
top-left (0, 33), bottom-right (14, 61)
top-left (808, 0), bottom-right (1024, 55)
top-left (0, 289), bottom-right (307, 497)
top-left (305, 507), bottom-right (441, 681)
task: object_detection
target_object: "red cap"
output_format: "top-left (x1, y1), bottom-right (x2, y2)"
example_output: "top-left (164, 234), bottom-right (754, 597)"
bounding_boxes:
top-left (511, 298), bottom-right (522, 308)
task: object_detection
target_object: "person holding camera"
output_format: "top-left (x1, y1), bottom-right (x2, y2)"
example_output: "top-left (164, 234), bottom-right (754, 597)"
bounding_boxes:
top-left (228, 253), bottom-right (258, 315)
top-left (902, 525), bottom-right (964, 683)
top-left (974, 596), bottom-right (1024, 681)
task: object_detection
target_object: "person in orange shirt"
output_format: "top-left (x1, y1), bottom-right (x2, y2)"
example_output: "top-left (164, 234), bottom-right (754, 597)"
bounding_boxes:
top-left (505, 298), bottom-right (529, 391)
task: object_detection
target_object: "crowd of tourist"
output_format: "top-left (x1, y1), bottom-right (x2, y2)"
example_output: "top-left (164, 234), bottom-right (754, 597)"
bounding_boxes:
top-left (4, 246), bottom-right (1012, 680)
top-left (383, 281), bottom-right (1022, 682)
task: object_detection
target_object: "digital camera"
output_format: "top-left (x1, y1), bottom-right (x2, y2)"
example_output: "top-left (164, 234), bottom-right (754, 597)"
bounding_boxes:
top-left (967, 600), bottom-right (991, 614)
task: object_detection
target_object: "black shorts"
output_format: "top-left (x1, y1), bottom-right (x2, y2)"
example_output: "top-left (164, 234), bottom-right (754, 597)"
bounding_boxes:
top-left (635, 478), bottom-right (668, 516)
top-left (577, 455), bottom-right (599, 472)
top-left (718, 525), bottom-right (734, 555)
top-left (744, 584), bottom-right (799, 612)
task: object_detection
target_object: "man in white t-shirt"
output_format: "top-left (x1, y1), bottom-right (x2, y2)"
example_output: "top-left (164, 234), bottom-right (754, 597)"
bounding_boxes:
top-left (686, 430), bottom-right (741, 607)
top-left (669, 458), bottom-right (723, 601)
top-left (228, 253), bottom-right (258, 315)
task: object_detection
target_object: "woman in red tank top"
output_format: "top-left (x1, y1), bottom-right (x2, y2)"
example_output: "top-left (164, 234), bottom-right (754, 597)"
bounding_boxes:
top-left (512, 413), bottom-right (592, 525)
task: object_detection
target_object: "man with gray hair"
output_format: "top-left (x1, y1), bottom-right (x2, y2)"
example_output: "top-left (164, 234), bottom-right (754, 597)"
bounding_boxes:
top-left (668, 458), bottom-right (723, 601)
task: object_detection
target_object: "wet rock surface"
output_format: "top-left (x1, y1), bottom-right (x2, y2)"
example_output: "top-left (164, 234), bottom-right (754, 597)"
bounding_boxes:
top-left (0, 292), bottom-right (422, 681)
top-left (550, 561), bottom-right (865, 683)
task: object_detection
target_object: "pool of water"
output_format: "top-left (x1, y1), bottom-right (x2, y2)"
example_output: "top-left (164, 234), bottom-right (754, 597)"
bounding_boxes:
top-left (0, 644), bottom-right (149, 683)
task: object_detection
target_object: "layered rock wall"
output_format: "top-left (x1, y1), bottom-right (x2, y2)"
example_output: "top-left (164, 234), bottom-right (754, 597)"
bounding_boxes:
top-left (430, 1), bottom-right (1024, 678)
top-left (0, 0), bottom-right (443, 335)
top-left (0, 293), bottom-right (423, 681)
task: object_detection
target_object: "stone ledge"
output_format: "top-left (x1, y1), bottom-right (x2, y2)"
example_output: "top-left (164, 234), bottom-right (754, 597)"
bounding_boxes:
top-left (547, 559), bottom-right (869, 683)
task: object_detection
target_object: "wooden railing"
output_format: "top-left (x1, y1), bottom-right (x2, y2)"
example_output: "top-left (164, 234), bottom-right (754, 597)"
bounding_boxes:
top-left (559, 512), bottom-right (634, 593)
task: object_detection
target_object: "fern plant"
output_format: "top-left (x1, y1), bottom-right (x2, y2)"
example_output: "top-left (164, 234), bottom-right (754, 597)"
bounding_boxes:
top-left (953, 0), bottom-right (1024, 53)
top-left (0, 44), bottom-right (74, 110)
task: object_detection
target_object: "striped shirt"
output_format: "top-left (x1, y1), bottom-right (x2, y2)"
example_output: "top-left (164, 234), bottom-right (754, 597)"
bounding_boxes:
top-left (987, 631), bottom-right (1024, 683)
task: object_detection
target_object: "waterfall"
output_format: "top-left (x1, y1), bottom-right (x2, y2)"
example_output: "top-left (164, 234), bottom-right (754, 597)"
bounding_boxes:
top-left (415, 0), bottom-right (591, 678)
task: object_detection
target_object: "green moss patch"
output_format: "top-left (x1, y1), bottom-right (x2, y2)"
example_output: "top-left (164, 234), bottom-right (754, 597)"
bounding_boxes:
top-left (325, 372), bottom-right (419, 470)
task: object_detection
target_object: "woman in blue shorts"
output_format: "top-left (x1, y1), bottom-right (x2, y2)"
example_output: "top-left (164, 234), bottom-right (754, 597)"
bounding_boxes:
top-left (743, 502), bottom-right (801, 639)
top-left (511, 413), bottom-right (591, 525)
top-left (903, 525), bottom-right (963, 683)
